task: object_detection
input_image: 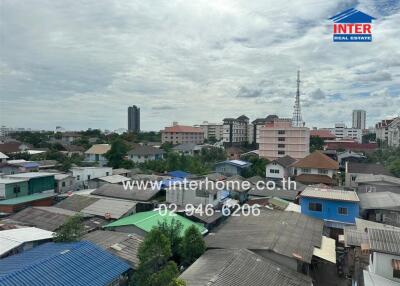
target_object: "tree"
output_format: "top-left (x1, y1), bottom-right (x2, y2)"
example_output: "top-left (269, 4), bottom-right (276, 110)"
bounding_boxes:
top-left (157, 219), bottom-right (183, 262)
top-left (168, 278), bottom-right (187, 286)
top-left (181, 225), bottom-right (206, 266)
top-left (53, 214), bottom-right (84, 242)
top-left (105, 138), bottom-right (129, 168)
top-left (310, 136), bottom-right (324, 152)
top-left (133, 229), bottom-right (179, 286)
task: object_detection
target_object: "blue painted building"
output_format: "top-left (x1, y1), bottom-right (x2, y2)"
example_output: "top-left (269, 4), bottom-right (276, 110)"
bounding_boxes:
top-left (0, 241), bottom-right (131, 286)
top-left (300, 187), bottom-right (360, 228)
top-left (214, 160), bottom-right (252, 176)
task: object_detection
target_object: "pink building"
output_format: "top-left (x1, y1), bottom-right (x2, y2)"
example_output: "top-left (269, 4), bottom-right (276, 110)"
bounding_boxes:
top-left (161, 123), bottom-right (204, 145)
top-left (258, 118), bottom-right (310, 160)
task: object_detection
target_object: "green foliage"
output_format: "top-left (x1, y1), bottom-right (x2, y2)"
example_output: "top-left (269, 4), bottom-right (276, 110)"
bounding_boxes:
top-left (146, 261), bottom-right (180, 286)
top-left (158, 219), bottom-right (183, 262)
top-left (181, 225), bottom-right (206, 266)
top-left (367, 147), bottom-right (400, 177)
top-left (168, 278), bottom-right (187, 286)
top-left (362, 133), bottom-right (376, 143)
top-left (105, 138), bottom-right (130, 168)
top-left (310, 136), bottom-right (324, 152)
top-left (9, 131), bottom-right (52, 148)
top-left (241, 156), bottom-right (270, 178)
top-left (134, 229), bottom-right (176, 286)
top-left (53, 214), bottom-right (84, 242)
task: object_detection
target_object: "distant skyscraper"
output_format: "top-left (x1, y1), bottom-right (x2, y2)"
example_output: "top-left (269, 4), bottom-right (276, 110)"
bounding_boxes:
top-left (352, 110), bottom-right (366, 129)
top-left (292, 70), bottom-right (304, 127)
top-left (128, 105), bottom-right (140, 132)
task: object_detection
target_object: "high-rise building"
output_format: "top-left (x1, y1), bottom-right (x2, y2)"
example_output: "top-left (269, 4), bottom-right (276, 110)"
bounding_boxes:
top-left (197, 121), bottom-right (223, 141)
top-left (259, 118), bottom-right (310, 160)
top-left (352, 110), bottom-right (366, 129)
top-left (222, 115), bottom-right (250, 146)
top-left (128, 105), bottom-right (140, 133)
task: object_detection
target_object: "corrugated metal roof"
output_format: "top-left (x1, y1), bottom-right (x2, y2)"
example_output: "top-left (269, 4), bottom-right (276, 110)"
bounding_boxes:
top-left (368, 228), bottom-right (400, 255)
top-left (92, 183), bottom-right (160, 201)
top-left (0, 193), bottom-right (55, 206)
top-left (301, 187), bottom-right (359, 202)
top-left (313, 236), bottom-right (336, 264)
top-left (0, 241), bottom-right (131, 286)
top-left (6, 172), bottom-right (55, 179)
top-left (56, 195), bottom-right (100, 212)
top-left (180, 249), bottom-right (312, 286)
top-left (81, 198), bottom-right (136, 219)
top-left (358, 192), bottom-right (400, 210)
top-left (98, 175), bottom-right (131, 184)
top-left (83, 230), bottom-right (143, 268)
top-left (105, 210), bottom-right (208, 235)
top-left (0, 227), bottom-right (54, 256)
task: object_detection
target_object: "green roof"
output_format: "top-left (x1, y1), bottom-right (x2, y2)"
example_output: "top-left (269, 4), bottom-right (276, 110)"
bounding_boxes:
top-left (0, 193), bottom-right (55, 205)
top-left (104, 210), bottom-right (208, 235)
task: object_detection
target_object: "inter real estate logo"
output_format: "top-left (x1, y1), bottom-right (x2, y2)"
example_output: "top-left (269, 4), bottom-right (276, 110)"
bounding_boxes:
top-left (330, 8), bottom-right (376, 42)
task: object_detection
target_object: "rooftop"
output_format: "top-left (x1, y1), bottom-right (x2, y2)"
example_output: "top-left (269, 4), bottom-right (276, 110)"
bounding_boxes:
top-left (205, 209), bottom-right (323, 264)
top-left (271, 155), bottom-right (297, 168)
top-left (295, 174), bottom-right (335, 185)
top-left (0, 177), bottom-right (28, 184)
top-left (310, 129), bottom-right (336, 139)
top-left (300, 187), bottom-right (360, 202)
top-left (6, 172), bottom-right (56, 179)
top-left (347, 162), bottom-right (392, 176)
top-left (291, 151), bottom-right (339, 170)
top-left (97, 174), bottom-right (131, 184)
top-left (180, 249), bottom-right (311, 286)
top-left (0, 193), bottom-right (55, 206)
top-left (368, 228), bottom-right (400, 255)
top-left (85, 144), bottom-right (111, 155)
top-left (105, 210), bottom-right (208, 235)
top-left (215, 160), bottom-right (252, 168)
top-left (0, 241), bottom-right (130, 286)
top-left (358, 191), bottom-right (400, 210)
top-left (127, 145), bottom-right (164, 156)
top-left (162, 125), bottom-right (204, 133)
top-left (92, 183), bottom-right (160, 201)
top-left (81, 198), bottom-right (137, 219)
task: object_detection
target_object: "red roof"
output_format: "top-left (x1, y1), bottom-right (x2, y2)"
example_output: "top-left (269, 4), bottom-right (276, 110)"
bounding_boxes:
top-left (325, 142), bottom-right (378, 151)
top-left (310, 130), bottom-right (335, 139)
top-left (291, 151), bottom-right (339, 170)
top-left (162, 125), bottom-right (203, 133)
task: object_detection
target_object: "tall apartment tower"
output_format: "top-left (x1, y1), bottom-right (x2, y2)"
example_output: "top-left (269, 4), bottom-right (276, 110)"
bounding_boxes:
top-left (292, 70), bottom-right (304, 127)
top-left (352, 110), bottom-right (366, 130)
top-left (128, 105), bottom-right (140, 132)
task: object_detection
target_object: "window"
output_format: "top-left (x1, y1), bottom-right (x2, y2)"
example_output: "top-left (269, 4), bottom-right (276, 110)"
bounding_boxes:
top-left (213, 194), bottom-right (217, 200)
top-left (87, 175), bottom-right (91, 180)
top-left (351, 175), bottom-right (357, 181)
top-left (302, 168), bottom-right (311, 173)
top-left (278, 144), bottom-right (285, 148)
top-left (278, 137), bottom-right (285, 142)
top-left (338, 207), bottom-right (348, 215)
top-left (62, 182), bottom-right (66, 187)
top-left (77, 175), bottom-right (80, 181)
top-left (318, 169), bottom-right (328, 175)
top-left (309, 202), bottom-right (322, 212)
top-left (278, 150), bottom-right (285, 155)
top-left (394, 269), bottom-right (400, 279)
top-left (106, 172), bottom-right (109, 176)
top-left (278, 130), bottom-right (285, 134)
top-left (393, 259), bottom-right (400, 278)
top-left (270, 169), bottom-right (280, 174)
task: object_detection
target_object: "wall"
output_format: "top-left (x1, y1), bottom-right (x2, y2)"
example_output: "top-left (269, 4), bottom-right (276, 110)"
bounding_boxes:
top-left (214, 163), bottom-right (241, 176)
top-left (300, 197), bottom-right (359, 224)
top-left (166, 187), bottom-right (220, 207)
top-left (295, 168), bottom-right (335, 178)
top-left (56, 177), bottom-right (75, 193)
top-left (370, 252), bottom-right (400, 283)
top-left (128, 153), bottom-right (163, 163)
top-left (1, 181), bottom-right (29, 199)
top-left (265, 163), bottom-right (286, 179)
top-left (85, 153), bottom-right (108, 166)
top-left (28, 176), bottom-right (55, 194)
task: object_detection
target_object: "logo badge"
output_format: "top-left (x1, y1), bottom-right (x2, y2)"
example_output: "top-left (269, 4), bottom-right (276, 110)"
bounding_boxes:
top-left (330, 8), bottom-right (376, 42)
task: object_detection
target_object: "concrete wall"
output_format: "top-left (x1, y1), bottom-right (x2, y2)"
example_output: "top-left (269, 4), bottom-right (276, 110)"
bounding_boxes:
top-left (128, 153), bottom-right (163, 163)
top-left (0, 181), bottom-right (29, 199)
top-left (370, 252), bottom-right (400, 283)
top-left (265, 163), bottom-right (286, 179)
top-left (166, 187), bottom-right (220, 207)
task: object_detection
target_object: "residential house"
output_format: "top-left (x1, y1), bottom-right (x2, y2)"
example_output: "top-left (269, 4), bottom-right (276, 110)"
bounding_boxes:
top-left (214, 160), bottom-right (252, 176)
top-left (127, 145), bottom-right (164, 163)
top-left (84, 144), bottom-right (111, 166)
top-left (0, 177), bottom-right (29, 200)
top-left (180, 249), bottom-right (312, 286)
top-left (324, 141), bottom-right (378, 154)
top-left (0, 242), bottom-right (131, 286)
top-left (337, 150), bottom-right (367, 169)
top-left (0, 163), bottom-right (20, 175)
top-left (388, 117), bottom-right (400, 147)
top-left (71, 166), bottom-right (112, 189)
top-left (258, 118), bottom-right (310, 160)
top-left (365, 228), bottom-right (400, 284)
top-left (7, 160), bottom-right (40, 172)
top-left (205, 209), bottom-right (332, 276)
top-left (291, 151), bottom-right (339, 185)
top-left (54, 173), bottom-right (75, 193)
top-left (166, 179), bottom-right (223, 207)
top-left (222, 115), bottom-right (250, 146)
top-left (60, 144), bottom-right (85, 157)
top-left (300, 186), bottom-right (360, 229)
top-left (0, 193), bottom-right (56, 214)
top-left (105, 210), bottom-right (208, 237)
top-left (6, 172), bottom-right (56, 194)
top-left (345, 162), bottom-right (392, 188)
top-left (355, 174), bottom-right (400, 194)
top-left (60, 132), bottom-right (81, 144)
top-left (172, 143), bottom-right (198, 156)
top-left (248, 180), bottom-right (305, 201)
top-left (0, 142), bottom-right (31, 155)
top-left (83, 230), bottom-right (143, 269)
top-left (358, 192), bottom-right (400, 227)
top-left (0, 227), bottom-right (54, 258)
top-left (92, 183), bottom-right (161, 202)
top-left (88, 174), bottom-right (131, 189)
top-left (0, 151), bottom-right (8, 163)
top-left (161, 123), bottom-right (204, 145)
top-left (265, 155), bottom-right (297, 180)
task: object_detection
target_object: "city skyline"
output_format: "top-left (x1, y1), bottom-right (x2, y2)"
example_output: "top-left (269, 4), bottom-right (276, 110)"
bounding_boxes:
top-left (1, 1), bottom-right (399, 131)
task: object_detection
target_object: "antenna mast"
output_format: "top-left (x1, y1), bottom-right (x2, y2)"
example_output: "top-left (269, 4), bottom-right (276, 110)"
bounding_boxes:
top-left (292, 70), bottom-right (304, 127)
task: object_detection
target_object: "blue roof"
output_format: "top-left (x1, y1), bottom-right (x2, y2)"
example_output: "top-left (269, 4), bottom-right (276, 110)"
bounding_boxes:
top-left (168, 170), bottom-right (191, 178)
top-left (214, 160), bottom-right (252, 168)
top-left (0, 241), bottom-right (131, 286)
top-left (22, 162), bottom-right (40, 168)
top-left (160, 177), bottom-right (184, 188)
top-left (330, 8), bottom-right (376, 23)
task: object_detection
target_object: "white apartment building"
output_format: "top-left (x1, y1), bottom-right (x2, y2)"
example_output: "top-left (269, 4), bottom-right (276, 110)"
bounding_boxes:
top-left (388, 117), bottom-right (400, 147)
top-left (71, 166), bottom-right (112, 188)
top-left (352, 110), bottom-right (366, 130)
top-left (222, 115), bottom-right (250, 145)
top-left (198, 121), bottom-right (223, 141)
top-left (375, 118), bottom-right (395, 143)
top-left (258, 118), bottom-right (310, 160)
top-left (328, 123), bottom-right (362, 143)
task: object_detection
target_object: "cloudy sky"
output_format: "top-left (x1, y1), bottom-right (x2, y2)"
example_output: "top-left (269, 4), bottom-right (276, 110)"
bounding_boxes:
top-left (1, 0), bottom-right (399, 131)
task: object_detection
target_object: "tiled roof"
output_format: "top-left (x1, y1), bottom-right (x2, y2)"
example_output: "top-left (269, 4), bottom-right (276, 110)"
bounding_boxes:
top-left (162, 125), bottom-right (204, 133)
top-left (85, 144), bottom-right (111, 155)
top-left (180, 249), bottom-right (311, 286)
top-left (347, 162), bottom-right (392, 176)
top-left (310, 130), bottom-right (336, 138)
top-left (127, 145), bottom-right (164, 156)
top-left (295, 174), bottom-right (335, 185)
top-left (205, 209), bottom-right (323, 264)
top-left (0, 241), bottom-right (131, 286)
top-left (291, 151), bottom-right (339, 169)
top-left (272, 155), bottom-right (297, 168)
top-left (325, 142), bottom-right (378, 151)
top-left (300, 187), bottom-right (359, 202)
